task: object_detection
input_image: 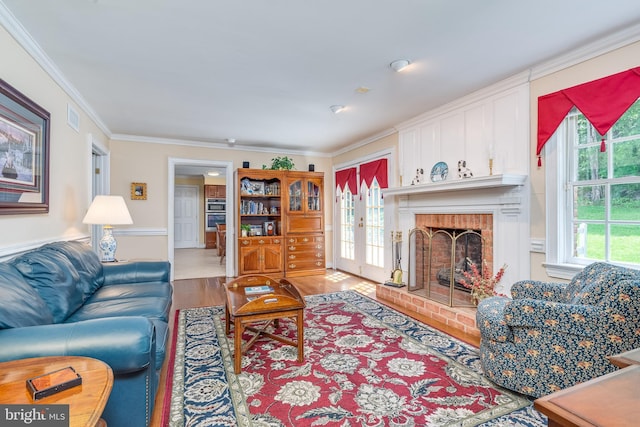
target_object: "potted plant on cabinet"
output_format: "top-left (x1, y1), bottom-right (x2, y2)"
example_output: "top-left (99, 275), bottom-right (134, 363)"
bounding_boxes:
top-left (240, 224), bottom-right (251, 237)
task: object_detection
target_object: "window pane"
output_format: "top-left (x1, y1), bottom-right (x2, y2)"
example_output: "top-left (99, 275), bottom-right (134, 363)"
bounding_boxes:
top-left (575, 113), bottom-right (604, 145)
top-left (573, 222), bottom-right (605, 260)
top-left (613, 138), bottom-right (640, 178)
top-left (576, 147), bottom-right (606, 181)
top-left (612, 99), bottom-right (640, 138)
top-left (574, 185), bottom-right (605, 221)
top-left (611, 183), bottom-right (640, 220)
top-left (610, 224), bottom-right (640, 264)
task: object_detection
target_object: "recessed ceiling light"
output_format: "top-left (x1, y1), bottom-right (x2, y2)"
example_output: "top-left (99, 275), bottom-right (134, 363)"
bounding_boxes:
top-left (355, 86), bottom-right (371, 94)
top-left (226, 138), bottom-right (236, 144)
top-left (330, 105), bottom-right (346, 114)
top-left (390, 59), bottom-right (411, 72)
top-left (207, 171), bottom-right (220, 177)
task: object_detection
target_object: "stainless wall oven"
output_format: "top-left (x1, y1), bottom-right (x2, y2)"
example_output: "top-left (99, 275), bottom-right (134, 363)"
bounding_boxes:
top-left (206, 213), bottom-right (225, 231)
top-left (207, 198), bottom-right (226, 212)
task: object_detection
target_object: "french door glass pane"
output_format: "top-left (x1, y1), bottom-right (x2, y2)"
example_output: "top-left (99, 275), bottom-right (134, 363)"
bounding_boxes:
top-left (365, 180), bottom-right (384, 267)
top-left (340, 189), bottom-right (355, 260)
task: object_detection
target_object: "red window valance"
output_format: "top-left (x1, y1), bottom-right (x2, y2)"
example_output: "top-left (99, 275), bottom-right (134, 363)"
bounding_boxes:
top-left (359, 158), bottom-right (388, 190)
top-left (537, 66), bottom-right (640, 166)
top-left (335, 167), bottom-right (358, 196)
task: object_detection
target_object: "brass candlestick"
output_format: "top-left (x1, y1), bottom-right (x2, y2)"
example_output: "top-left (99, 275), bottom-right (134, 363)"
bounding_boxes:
top-left (489, 158), bottom-right (494, 176)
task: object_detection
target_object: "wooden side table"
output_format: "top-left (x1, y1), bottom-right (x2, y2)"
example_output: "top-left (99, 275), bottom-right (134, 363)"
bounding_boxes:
top-left (534, 365), bottom-right (640, 426)
top-left (607, 347), bottom-right (640, 368)
top-left (0, 356), bottom-right (113, 427)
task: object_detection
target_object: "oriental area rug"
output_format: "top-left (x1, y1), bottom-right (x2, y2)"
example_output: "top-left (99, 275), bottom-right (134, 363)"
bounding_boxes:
top-left (162, 291), bottom-right (545, 426)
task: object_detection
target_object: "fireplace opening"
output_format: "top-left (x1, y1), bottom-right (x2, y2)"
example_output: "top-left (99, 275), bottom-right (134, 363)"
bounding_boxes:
top-left (408, 227), bottom-right (487, 307)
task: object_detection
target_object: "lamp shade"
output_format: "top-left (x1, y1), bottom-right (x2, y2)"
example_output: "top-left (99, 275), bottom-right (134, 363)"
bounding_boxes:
top-left (83, 195), bottom-right (133, 225)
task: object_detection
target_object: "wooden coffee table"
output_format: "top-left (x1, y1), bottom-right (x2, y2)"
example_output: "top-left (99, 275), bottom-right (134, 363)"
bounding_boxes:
top-left (224, 275), bottom-right (306, 373)
top-left (0, 355), bottom-right (113, 427)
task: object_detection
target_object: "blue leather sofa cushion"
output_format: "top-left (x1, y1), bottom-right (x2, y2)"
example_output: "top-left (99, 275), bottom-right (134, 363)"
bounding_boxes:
top-left (0, 263), bottom-right (53, 328)
top-left (65, 296), bottom-right (171, 323)
top-left (10, 249), bottom-right (83, 323)
top-left (42, 241), bottom-right (104, 300)
top-left (89, 281), bottom-right (172, 302)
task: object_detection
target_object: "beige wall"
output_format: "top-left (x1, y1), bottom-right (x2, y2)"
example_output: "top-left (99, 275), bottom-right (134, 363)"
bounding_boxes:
top-left (529, 40), bottom-right (640, 281)
top-left (109, 139), bottom-right (333, 264)
top-left (0, 25), bottom-right (109, 255)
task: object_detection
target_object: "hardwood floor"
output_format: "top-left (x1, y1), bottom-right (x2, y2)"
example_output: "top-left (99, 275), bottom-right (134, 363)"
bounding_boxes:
top-left (149, 270), bottom-right (479, 427)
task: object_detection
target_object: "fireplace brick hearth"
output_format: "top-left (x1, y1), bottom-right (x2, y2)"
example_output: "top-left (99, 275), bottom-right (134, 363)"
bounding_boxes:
top-left (376, 284), bottom-right (480, 340)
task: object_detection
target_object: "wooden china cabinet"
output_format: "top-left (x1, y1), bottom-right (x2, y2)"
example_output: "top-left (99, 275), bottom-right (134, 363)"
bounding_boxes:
top-left (236, 168), bottom-right (324, 277)
top-left (283, 172), bottom-right (325, 277)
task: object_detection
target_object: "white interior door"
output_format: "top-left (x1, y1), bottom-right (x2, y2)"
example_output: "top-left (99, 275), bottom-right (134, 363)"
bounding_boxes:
top-left (174, 185), bottom-right (199, 248)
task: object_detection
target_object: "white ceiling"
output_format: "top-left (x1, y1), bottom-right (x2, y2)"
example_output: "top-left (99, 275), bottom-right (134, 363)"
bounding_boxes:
top-left (3, 1), bottom-right (640, 155)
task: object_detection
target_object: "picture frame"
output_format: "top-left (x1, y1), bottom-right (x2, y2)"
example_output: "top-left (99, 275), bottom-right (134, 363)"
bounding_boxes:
top-left (0, 79), bottom-right (50, 214)
top-left (131, 182), bottom-right (147, 200)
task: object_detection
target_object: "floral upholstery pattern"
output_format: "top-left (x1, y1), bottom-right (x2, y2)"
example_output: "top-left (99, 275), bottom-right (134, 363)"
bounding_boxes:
top-left (476, 262), bottom-right (640, 398)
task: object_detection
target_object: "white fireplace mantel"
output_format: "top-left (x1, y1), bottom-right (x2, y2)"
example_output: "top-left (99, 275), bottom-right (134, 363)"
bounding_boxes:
top-left (383, 174), bottom-right (527, 197)
top-left (386, 173), bottom-right (530, 296)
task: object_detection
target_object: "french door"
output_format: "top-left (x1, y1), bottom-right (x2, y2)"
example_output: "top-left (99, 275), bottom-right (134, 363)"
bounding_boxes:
top-left (335, 165), bottom-right (387, 282)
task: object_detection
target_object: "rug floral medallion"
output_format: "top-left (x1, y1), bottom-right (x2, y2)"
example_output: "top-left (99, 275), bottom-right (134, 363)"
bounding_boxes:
top-left (165, 291), bottom-right (545, 426)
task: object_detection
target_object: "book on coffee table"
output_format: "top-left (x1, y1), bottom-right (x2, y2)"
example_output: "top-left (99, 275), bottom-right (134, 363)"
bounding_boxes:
top-left (244, 285), bottom-right (274, 295)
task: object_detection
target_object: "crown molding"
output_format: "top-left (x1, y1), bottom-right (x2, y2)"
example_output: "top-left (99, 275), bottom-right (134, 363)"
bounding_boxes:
top-left (530, 21), bottom-right (640, 80)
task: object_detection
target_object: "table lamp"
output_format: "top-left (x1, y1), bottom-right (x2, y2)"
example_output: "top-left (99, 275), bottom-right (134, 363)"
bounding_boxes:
top-left (83, 195), bottom-right (133, 262)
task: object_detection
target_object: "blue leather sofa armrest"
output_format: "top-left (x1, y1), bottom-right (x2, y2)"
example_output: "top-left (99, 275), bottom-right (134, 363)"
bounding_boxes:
top-left (510, 279), bottom-right (569, 301)
top-left (0, 316), bottom-right (155, 373)
top-left (102, 261), bottom-right (170, 285)
top-left (504, 298), bottom-right (604, 337)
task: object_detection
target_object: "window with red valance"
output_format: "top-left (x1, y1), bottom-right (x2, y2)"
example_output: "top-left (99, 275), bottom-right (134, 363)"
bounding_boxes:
top-left (537, 66), bottom-right (640, 166)
top-left (335, 167), bottom-right (358, 196)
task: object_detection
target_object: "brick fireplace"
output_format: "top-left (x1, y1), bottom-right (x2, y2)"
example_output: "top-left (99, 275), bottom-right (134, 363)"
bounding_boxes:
top-left (378, 174), bottom-right (530, 339)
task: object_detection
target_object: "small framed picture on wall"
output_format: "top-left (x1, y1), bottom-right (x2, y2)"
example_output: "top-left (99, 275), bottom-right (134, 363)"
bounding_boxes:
top-left (131, 182), bottom-right (147, 200)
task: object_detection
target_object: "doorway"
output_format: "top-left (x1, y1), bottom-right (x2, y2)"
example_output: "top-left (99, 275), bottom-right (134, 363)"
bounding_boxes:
top-left (168, 158), bottom-right (234, 281)
top-left (334, 155), bottom-right (390, 283)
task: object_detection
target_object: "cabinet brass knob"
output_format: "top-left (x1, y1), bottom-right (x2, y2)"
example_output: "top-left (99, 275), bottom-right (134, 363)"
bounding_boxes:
top-left (289, 255), bottom-right (296, 259)
top-left (289, 246), bottom-right (296, 251)
top-left (259, 239), bottom-right (265, 244)
top-left (289, 264), bottom-right (296, 268)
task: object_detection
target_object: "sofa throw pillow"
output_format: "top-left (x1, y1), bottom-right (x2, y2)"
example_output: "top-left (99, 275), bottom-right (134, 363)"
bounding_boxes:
top-left (0, 263), bottom-right (53, 328)
top-left (11, 249), bottom-right (83, 323)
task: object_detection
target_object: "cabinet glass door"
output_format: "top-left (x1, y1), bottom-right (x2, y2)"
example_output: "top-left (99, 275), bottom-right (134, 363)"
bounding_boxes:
top-left (288, 179), bottom-right (303, 212)
top-left (307, 179), bottom-right (321, 212)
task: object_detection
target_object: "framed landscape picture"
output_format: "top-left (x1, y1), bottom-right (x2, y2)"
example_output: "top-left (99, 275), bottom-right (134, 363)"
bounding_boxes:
top-left (0, 79), bottom-right (50, 214)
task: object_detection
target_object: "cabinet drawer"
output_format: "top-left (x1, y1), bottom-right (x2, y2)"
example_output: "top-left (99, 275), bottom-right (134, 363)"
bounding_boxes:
top-left (285, 235), bottom-right (323, 245)
top-left (286, 250), bottom-right (324, 261)
top-left (286, 258), bottom-right (326, 271)
top-left (238, 237), bottom-right (283, 246)
top-left (286, 216), bottom-right (323, 233)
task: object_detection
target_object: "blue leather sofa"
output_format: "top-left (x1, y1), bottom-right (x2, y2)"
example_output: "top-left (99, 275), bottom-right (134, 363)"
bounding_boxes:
top-left (0, 241), bottom-right (172, 427)
top-left (476, 262), bottom-right (640, 398)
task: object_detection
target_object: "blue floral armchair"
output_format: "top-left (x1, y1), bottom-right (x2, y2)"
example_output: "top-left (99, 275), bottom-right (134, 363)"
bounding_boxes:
top-left (476, 262), bottom-right (640, 397)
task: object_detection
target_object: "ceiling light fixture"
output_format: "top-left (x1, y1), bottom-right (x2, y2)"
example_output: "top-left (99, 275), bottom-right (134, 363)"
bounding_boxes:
top-left (207, 171), bottom-right (220, 177)
top-left (330, 105), bottom-right (345, 114)
top-left (226, 138), bottom-right (236, 144)
top-left (390, 59), bottom-right (411, 72)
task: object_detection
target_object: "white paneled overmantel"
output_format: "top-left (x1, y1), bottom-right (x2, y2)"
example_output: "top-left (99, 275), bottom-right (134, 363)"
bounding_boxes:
top-left (388, 73), bottom-right (531, 294)
top-left (395, 73), bottom-right (530, 188)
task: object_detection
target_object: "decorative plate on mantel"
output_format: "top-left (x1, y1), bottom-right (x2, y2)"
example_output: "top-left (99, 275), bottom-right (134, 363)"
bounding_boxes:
top-left (430, 162), bottom-right (448, 182)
